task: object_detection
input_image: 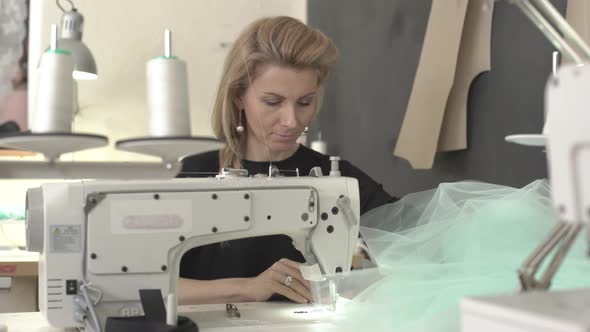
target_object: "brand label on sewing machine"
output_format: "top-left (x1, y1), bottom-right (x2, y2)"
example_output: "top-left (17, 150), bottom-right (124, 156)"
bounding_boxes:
top-left (122, 215), bottom-right (183, 229)
top-left (110, 199), bottom-right (192, 234)
top-left (50, 225), bottom-right (81, 253)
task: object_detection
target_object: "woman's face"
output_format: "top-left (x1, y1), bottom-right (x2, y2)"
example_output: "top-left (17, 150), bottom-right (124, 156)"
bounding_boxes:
top-left (240, 64), bottom-right (319, 155)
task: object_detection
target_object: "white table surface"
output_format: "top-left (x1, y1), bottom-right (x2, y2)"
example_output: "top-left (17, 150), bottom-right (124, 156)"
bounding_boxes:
top-left (0, 302), bottom-right (343, 332)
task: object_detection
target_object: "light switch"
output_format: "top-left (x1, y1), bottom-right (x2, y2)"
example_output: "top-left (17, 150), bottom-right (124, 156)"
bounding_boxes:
top-left (0, 277), bottom-right (12, 289)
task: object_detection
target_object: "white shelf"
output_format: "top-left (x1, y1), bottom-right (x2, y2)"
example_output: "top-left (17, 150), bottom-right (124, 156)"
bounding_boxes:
top-left (116, 136), bottom-right (224, 162)
top-left (0, 133), bottom-right (108, 160)
top-left (0, 135), bottom-right (224, 179)
top-left (505, 134), bottom-right (546, 147)
top-left (0, 160), bottom-right (181, 179)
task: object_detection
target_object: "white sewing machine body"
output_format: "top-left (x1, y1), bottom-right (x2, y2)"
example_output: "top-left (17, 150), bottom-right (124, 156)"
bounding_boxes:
top-left (26, 174), bottom-right (360, 330)
top-left (461, 64), bottom-right (590, 331)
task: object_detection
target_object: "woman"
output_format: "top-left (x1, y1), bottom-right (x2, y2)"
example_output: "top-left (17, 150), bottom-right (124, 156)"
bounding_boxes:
top-left (178, 16), bottom-right (395, 305)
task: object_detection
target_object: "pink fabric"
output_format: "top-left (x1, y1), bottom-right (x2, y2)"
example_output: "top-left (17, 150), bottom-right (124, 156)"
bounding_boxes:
top-left (0, 86), bottom-right (27, 130)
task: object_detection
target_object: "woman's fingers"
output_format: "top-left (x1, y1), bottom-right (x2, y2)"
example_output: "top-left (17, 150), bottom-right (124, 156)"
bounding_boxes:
top-left (275, 259), bottom-right (311, 289)
top-left (271, 269), bottom-right (312, 303)
top-left (271, 280), bottom-right (310, 304)
top-left (260, 259), bottom-right (315, 303)
top-left (284, 277), bottom-right (312, 302)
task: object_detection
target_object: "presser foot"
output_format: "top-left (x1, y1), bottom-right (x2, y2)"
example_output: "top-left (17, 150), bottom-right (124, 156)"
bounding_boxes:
top-left (518, 221), bottom-right (581, 291)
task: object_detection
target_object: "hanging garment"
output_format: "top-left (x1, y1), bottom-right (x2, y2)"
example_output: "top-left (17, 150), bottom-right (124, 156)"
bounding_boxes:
top-left (394, 0), bottom-right (495, 168)
top-left (565, 0), bottom-right (590, 64)
top-left (438, 0), bottom-right (494, 152)
top-left (393, 0), bottom-right (469, 169)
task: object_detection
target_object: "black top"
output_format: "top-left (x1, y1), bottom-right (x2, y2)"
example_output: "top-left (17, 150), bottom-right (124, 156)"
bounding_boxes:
top-left (178, 144), bottom-right (396, 281)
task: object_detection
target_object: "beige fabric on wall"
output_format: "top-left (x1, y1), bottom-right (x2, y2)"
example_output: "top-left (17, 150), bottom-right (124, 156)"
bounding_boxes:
top-left (438, 0), bottom-right (494, 152)
top-left (394, 0), bottom-right (469, 169)
top-left (566, 0), bottom-right (590, 48)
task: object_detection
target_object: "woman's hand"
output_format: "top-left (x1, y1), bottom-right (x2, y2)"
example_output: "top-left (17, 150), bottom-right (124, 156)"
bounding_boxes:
top-left (243, 258), bottom-right (312, 304)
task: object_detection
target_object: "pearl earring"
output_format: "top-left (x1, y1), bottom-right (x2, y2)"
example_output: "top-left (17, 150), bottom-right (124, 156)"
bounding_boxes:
top-left (236, 109), bottom-right (244, 133)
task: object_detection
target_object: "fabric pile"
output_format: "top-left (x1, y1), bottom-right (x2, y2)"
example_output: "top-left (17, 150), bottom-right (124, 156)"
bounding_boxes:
top-left (332, 180), bottom-right (590, 332)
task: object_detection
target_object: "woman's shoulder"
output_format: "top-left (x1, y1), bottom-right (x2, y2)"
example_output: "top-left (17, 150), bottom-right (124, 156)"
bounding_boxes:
top-left (178, 150), bottom-right (220, 177)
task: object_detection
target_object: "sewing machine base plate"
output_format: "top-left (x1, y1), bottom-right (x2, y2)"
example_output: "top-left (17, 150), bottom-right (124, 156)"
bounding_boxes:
top-left (461, 288), bottom-right (590, 332)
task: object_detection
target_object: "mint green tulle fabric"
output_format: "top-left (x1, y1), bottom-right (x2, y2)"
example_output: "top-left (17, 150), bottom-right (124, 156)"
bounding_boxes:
top-left (0, 206), bottom-right (24, 220)
top-left (334, 180), bottom-right (590, 332)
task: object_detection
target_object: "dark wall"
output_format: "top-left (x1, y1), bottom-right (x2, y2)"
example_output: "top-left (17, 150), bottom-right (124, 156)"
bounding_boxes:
top-left (307, 0), bottom-right (565, 197)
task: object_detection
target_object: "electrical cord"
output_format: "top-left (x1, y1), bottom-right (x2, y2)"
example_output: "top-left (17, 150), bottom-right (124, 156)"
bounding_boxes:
top-left (80, 281), bottom-right (102, 332)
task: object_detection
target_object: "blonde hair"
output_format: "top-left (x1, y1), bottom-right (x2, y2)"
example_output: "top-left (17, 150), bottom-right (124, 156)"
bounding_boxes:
top-left (211, 16), bottom-right (338, 168)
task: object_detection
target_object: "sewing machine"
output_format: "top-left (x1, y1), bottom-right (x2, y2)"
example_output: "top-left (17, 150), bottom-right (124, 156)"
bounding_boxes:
top-left (461, 1), bottom-right (590, 331)
top-left (24, 166), bottom-right (360, 332)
